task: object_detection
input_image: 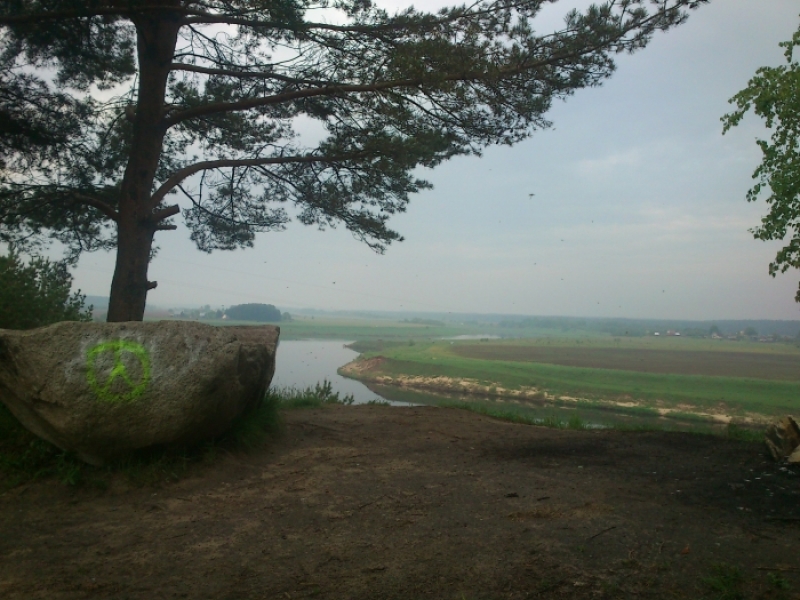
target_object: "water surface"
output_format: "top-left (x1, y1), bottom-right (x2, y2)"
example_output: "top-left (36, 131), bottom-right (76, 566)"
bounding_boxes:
top-left (271, 339), bottom-right (400, 404)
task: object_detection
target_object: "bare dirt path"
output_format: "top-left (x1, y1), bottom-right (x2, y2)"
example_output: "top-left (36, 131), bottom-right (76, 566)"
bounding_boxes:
top-left (1, 405), bottom-right (799, 599)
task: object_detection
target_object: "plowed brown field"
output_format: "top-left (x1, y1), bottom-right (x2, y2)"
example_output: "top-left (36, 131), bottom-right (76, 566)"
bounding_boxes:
top-left (453, 345), bottom-right (800, 381)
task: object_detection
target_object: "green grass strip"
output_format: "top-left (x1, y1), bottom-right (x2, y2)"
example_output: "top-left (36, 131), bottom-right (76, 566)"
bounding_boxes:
top-left (366, 343), bottom-right (800, 416)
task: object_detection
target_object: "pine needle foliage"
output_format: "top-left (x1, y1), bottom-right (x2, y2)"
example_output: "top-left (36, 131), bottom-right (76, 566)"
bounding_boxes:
top-left (0, 0), bottom-right (706, 319)
top-left (0, 248), bottom-right (92, 329)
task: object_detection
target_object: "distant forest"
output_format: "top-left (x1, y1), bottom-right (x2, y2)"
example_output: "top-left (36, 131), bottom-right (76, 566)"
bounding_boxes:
top-left (294, 309), bottom-right (800, 338)
top-left (226, 304), bottom-right (282, 322)
top-left (493, 317), bottom-right (800, 338)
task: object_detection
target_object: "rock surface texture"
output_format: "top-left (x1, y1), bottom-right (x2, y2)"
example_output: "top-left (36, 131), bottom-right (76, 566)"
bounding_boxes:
top-left (0, 321), bottom-right (279, 465)
top-left (765, 415), bottom-right (800, 462)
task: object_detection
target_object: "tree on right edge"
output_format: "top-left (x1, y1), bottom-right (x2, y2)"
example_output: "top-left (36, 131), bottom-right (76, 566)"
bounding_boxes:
top-left (723, 21), bottom-right (800, 301)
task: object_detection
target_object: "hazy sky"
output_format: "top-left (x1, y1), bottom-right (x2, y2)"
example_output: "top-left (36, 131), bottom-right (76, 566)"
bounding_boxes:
top-left (70, 0), bottom-right (800, 320)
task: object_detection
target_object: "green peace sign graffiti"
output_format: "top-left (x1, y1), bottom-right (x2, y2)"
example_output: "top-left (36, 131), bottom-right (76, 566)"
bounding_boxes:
top-left (86, 340), bottom-right (151, 402)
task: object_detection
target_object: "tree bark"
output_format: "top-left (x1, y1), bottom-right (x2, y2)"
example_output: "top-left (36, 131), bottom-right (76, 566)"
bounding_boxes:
top-left (107, 9), bottom-right (181, 322)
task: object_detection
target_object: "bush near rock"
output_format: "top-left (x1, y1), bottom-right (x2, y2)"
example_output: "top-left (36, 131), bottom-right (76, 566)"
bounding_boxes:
top-left (0, 321), bottom-right (279, 465)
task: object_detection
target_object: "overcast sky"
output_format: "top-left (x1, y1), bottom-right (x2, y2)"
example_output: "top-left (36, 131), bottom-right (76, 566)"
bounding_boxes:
top-left (70, 0), bottom-right (800, 320)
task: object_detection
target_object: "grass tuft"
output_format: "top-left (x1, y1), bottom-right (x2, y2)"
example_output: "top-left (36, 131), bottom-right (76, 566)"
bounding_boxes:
top-left (724, 423), bottom-right (764, 443)
top-left (767, 572), bottom-right (792, 592)
top-left (276, 379), bottom-right (355, 409)
top-left (224, 391), bottom-right (283, 449)
top-left (0, 403), bottom-right (89, 489)
top-left (701, 564), bottom-right (745, 600)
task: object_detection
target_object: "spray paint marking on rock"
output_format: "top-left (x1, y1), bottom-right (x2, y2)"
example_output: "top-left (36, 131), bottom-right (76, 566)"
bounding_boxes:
top-left (86, 340), bottom-right (151, 402)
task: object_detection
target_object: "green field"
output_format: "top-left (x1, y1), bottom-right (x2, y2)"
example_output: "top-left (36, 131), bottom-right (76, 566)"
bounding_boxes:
top-left (344, 337), bottom-right (800, 420)
top-left (170, 316), bottom-right (800, 421)
top-left (200, 315), bottom-right (492, 341)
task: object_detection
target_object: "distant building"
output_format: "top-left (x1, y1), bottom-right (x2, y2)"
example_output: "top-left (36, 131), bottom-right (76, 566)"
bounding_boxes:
top-left (654, 332), bottom-right (660, 336)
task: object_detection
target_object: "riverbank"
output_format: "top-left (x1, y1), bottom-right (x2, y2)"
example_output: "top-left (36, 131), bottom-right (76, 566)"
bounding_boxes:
top-left (339, 356), bottom-right (774, 429)
top-left (338, 339), bottom-right (800, 428)
top-left (343, 360), bottom-right (759, 422)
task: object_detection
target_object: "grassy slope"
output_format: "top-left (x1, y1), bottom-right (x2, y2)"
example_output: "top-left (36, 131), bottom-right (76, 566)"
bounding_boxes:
top-left (351, 339), bottom-right (800, 416)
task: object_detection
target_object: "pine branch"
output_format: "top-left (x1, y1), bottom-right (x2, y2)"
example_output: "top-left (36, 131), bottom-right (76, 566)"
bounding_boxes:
top-left (164, 77), bottom-right (423, 126)
top-left (165, 1), bottom-right (692, 127)
top-left (150, 152), bottom-right (368, 207)
top-left (170, 62), bottom-right (327, 86)
top-left (0, 4), bottom-right (185, 25)
top-left (73, 193), bottom-right (119, 222)
top-left (152, 203), bottom-right (180, 222)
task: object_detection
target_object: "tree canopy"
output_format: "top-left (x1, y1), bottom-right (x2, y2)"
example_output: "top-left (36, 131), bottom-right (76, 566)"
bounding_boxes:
top-left (0, 0), bottom-right (705, 321)
top-left (226, 303), bottom-right (282, 322)
top-left (722, 22), bottom-right (800, 301)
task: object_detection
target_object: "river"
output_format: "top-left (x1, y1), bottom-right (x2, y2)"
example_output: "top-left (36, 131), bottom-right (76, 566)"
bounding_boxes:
top-left (270, 339), bottom-right (399, 404)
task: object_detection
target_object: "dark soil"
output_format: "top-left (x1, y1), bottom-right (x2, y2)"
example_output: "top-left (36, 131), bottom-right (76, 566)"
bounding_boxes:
top-left (1, 405), bottom-right (799, 599)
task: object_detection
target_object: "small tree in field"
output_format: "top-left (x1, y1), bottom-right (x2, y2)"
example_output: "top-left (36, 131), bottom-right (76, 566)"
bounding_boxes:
top-left (1, 0), bottom-right (706, 321)
top-left (0, 250), bottom-right (92, 329)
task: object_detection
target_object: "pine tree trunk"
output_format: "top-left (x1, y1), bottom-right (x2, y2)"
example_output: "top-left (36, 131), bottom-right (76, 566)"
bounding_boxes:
top-left (106, 11), bottom-right (181, 322)
top-left (107, 219), bottom-right (157, 322)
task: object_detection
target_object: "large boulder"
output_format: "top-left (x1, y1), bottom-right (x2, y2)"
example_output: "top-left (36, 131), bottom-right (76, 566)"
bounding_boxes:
top-left (765, 416), bottom-right (800, 462)
top-left (0, 321), bottom-right (279, 465)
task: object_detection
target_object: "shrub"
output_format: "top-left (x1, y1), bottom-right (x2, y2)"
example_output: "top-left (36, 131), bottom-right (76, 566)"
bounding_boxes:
top-left (0, 249), bottom-right (92, 329)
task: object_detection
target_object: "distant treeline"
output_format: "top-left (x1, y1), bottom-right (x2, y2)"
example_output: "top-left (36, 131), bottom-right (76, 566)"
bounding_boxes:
top-left (495, 316), bottom-right (800, 338)
top-left (400, 318), bottom-right (445, 326)
top-left (213, 306), bottom-right (800, 338)
top-left (226, 303), bottom-right (282, 322)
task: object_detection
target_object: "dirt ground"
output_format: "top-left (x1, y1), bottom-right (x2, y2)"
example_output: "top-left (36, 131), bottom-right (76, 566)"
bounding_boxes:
top-left (1, 405), bottom-right (799, 600)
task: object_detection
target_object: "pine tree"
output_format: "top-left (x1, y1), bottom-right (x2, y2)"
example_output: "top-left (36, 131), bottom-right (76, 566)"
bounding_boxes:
top-left (1, 0), bottom-right (705, 320)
